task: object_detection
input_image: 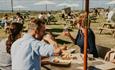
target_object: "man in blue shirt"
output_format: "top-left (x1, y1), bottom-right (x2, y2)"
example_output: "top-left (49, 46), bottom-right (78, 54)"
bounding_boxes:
top-left (11, 19), bottom-right (54, 70)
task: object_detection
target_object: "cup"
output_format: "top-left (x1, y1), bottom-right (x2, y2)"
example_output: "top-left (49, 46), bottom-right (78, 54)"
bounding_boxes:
top-left (88, 54), bottom-right (94, 61)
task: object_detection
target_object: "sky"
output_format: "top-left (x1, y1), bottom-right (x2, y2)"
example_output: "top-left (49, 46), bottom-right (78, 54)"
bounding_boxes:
top-left (0, 0), bottom-right (114, 11)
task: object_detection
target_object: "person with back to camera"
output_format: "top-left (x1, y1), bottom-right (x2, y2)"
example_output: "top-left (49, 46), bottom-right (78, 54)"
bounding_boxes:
top-left (11, 19), bottom-right (54, 70)
top-left (0, 22), bottom-right (23, 70)
top-left (65, 12), bottom-right (98, 58)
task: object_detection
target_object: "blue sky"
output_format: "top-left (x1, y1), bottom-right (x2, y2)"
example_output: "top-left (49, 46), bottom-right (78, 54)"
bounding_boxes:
top-left (0, 0), bottom-right (113, 11)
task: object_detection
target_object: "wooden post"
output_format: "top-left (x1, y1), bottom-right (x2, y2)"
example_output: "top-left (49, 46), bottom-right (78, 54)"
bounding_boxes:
top-left (84, 0), bottom-right (89, 70)
top-left (11, 0), bottom-right (13, 12)
top-left (46, 4), bottom-right (47, 12)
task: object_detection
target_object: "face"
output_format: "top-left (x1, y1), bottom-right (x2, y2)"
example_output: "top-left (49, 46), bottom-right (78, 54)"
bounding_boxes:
top-left (35, 24), bottom-right (46, 40)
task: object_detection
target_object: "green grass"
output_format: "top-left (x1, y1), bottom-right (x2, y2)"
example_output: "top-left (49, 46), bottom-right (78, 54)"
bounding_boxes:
top-left (0, 12), bottom-right (115, 49)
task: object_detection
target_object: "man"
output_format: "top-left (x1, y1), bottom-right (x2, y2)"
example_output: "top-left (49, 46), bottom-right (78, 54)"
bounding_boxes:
top-left (11, 19), bottom-right (54, 70)
top-left (107, 9), bottom-right (114, 22)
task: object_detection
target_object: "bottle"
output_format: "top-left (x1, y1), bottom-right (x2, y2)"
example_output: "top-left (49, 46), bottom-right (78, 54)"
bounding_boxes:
top-left (63, 25), bottom-right (68, 35)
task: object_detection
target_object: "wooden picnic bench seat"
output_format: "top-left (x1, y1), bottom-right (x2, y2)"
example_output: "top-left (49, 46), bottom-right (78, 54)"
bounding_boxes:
top-left (98, 22), bottom-right (115, 38)
top-left (66, 19), bottom-right (76, 28)
top-left (99, 27), bottom-right (115, 38)
top-left (102, 23), bottom-right (115, 28)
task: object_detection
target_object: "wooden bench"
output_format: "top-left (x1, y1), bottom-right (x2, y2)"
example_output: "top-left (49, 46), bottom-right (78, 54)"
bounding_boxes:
top-left (66, 19), bottom-right (76, 28)
top-left (102, 23), bottom-right (115, 28)
top-left (99, 27), bottom-right (115, 38)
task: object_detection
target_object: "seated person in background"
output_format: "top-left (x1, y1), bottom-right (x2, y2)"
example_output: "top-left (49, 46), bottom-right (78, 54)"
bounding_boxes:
top-left (64, 12), bottom-right (98, 58)
top-left (0, 22), bottom-right (23, 70)
top-left (38, 12), bottom-right (44, 19)
top-left (13, 12), bottom-right (24, 24)
top-left (1, 14), bottom-right (10, 31)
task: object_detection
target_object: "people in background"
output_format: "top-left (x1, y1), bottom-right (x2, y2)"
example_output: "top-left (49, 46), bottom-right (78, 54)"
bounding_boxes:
top-left (107, 9), bottom-right (114, 23)
top-left (1, 14), bottom-right (9, 29)
top-left (13, 12), bottom-right (24, 24)
top-left (38, 12), bottom-right (44, 19)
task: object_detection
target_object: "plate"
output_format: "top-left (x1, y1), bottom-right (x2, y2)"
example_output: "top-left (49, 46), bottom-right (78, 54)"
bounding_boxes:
top-left (50, 58), bottom-right (71, 67)
top-left (50, 61), bottom-right (71, 67)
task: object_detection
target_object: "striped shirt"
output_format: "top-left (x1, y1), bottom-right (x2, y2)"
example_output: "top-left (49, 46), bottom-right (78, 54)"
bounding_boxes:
top-left (11, 33), bottom-right (54, 70)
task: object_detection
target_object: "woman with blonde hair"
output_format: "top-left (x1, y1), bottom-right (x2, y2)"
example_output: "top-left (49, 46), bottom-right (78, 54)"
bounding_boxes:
top-left (65, 12), bottom-right (98, 58)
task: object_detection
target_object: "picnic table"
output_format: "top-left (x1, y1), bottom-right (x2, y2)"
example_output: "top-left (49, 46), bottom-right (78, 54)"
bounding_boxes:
top-left (65, 18), bottom-right (76, 28)
top-left (42, 53), bottom-right (115, 70)
top-left (99, 22), bottom-right (115, 38)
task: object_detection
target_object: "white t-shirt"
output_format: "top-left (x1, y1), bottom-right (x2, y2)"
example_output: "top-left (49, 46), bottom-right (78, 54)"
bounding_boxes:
top-left (107, 11), bottom-right (114, 22)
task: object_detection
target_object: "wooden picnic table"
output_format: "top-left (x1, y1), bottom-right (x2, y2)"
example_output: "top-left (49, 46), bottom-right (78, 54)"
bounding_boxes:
top-left (42, 53), bottom-right (115, 70)
top-left (102, 23), bottom-right (115, 28)
top-left (99, 22), bottom-right (115, 38)
top-left (65, 18), bottom-right (76, 28)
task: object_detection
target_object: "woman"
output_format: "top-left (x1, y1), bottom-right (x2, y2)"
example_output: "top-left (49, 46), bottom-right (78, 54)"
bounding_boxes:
top-left (0, 22), bottom-right (23, 70)
top-left (65, 12), bottom-right (98, 58)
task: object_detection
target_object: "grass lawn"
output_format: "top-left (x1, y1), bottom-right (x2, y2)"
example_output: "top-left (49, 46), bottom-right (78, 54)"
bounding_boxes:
top-left (0, 13), bottom-right (115, 49)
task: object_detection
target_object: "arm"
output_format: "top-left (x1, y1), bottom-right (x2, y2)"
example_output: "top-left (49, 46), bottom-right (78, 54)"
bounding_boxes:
top-left (64, 31), bottom-right (75, 43)
top-left (31, 40), bottom-right (54, 57)
top-left (39, 41), bottom-right (54, 57)
top-left (68, 32), bottom-right (75, 43)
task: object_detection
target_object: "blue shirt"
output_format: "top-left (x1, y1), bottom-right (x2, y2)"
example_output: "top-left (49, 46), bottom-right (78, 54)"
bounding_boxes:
top-left (11, 33), bottom-right (54, 70)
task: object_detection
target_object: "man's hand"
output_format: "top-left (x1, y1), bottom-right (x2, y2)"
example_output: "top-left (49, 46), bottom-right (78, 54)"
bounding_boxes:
top-left (43, 34), bottom-right (57, 47)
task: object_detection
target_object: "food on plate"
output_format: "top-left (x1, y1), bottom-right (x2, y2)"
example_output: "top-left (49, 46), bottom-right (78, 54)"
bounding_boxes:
top-left (62, 54), bottom-right (71, 60)
top-left (53, 57), bottom-right (59, 63)
top-left (59, 60), bottom-right (71, 63)
top-left (54, 47), bottom-right (61, 56)
top-left (60, 45), bottom-right (67, 50)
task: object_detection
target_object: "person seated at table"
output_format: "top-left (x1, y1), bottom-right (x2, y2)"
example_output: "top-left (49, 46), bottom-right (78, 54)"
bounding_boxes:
top-left (64, 12), bottom-right (98, 58)
top-left (0, 22), bottom-right (23, 70)
top-left (38, 12), bottom-right (44, 19)
top-left (1, 14), bottom-right (10, 30)
top-left (13, 12), bottom-right (24, 24)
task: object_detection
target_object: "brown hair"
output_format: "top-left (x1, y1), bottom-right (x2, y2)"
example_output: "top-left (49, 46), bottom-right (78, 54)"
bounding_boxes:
top-left (28, 18), bottom-right (45, 31)
top-left (6, 22), bottom-right (23, 54)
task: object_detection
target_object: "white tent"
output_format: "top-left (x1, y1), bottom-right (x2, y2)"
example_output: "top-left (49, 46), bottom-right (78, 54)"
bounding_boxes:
top-left (34, 0), bottom-right (56, 11)
top-left (57, 3), bottom-right (79, 7)
top-left (66, 4), bottom-right (79, 7)
top-left (107, 1), bottom-right (115, 5)
top-left (34, 0), bottom-right (55, 5)
top-left (13, 5), bottom-right (27, 11)
top-left (57, 3), bottom-right (68, 7)
top-left (14, 5), bottom-right (26, 9)
top-left (57, 3), bottom-right (79, 10)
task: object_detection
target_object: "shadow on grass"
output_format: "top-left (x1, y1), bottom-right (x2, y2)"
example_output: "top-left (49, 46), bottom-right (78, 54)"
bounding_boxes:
top-left (56, 39), bottom-right (71, 44)
top-left (46, 28), bottom-right (73, 33)
top-left (97, 32), bottom-right (112, 35)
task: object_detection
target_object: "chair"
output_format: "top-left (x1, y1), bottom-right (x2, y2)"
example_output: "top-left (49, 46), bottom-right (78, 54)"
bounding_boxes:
top-left (104, 49), bottom-right (115, 63)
